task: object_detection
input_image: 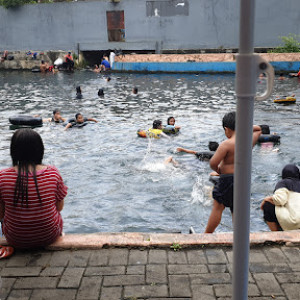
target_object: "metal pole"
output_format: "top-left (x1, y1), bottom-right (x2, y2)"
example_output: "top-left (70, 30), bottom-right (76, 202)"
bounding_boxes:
top-left (233, 0), bottom-right (256, 299)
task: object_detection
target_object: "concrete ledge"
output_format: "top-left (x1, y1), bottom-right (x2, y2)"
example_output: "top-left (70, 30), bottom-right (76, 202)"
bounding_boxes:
top-left (1, 231), bottom-right (299, 250)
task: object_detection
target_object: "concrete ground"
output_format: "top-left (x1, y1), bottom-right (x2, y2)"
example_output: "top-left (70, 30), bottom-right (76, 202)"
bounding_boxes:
top-left (0, 232), bottom-right (299, 300)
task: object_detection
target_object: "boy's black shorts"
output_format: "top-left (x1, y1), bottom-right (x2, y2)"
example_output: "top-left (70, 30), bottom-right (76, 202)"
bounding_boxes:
top-left (212, 174), bottom-right (234, 213)
top-left (262, 201), bottom-right (280, 224)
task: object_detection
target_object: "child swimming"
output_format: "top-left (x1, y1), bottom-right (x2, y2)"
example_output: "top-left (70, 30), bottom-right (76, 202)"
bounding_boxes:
top-left (64, 113), bottom-right (98, 130)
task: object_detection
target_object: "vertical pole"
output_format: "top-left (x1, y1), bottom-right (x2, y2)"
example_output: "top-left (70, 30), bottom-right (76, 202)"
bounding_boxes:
top-left (233, 0), bottom-right (256, 299)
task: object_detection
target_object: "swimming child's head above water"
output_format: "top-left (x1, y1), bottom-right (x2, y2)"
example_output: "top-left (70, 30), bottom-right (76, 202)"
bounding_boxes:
top-left (167, 116), bottom-right (175, 125)
top-left (208, 141), bottom-right (219, 152)
top-left (153, 120), bottom-right (162, 129)
top-left (75, 113), bottom-right (84, 123)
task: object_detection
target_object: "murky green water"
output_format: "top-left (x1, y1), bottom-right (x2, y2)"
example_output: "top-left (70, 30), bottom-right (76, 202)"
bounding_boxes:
top-left (0, 71), bottom-right (300, 233)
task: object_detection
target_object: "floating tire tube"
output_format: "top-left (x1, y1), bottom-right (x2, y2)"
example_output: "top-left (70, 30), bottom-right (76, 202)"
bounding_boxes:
top-left (67, 118), bottom-right (88, 128)
top-left (137, 129), bottom-right (147, 138)
top-left (9, 115), bottom-right (43, 126)
top-left (195, 151), bottom-right (214, 161)
top-left (162, 126), bottom-right (180, 134)
top-left (274, 97), bottom-right (296, 104)
top-left (257, 134), bottom-right (280, 144)
top-left (209, 175), bottom-right (219, 185)
top-left (31, 67), bottom-right (40, 73)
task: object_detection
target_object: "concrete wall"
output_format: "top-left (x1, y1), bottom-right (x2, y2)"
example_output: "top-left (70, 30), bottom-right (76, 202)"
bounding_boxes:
top-left (0, 0), bottom-right (299, 52)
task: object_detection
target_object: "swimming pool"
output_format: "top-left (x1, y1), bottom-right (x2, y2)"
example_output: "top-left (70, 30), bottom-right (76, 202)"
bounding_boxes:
top-left (0, 71), bottom-right (300, 233)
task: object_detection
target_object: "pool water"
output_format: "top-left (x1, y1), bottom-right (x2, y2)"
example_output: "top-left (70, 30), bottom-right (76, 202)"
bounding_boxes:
top-left (0, 71), bottom-right (300, 233)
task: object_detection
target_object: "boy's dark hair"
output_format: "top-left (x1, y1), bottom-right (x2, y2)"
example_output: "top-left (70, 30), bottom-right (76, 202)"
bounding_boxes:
top-left (222, 111), bottom-right (236, 131)
top-left (75, 113), bottom-right (82, 120)
top-left (106, 77), bottom-right (111, 81)
top-left (133, 87), bottom-right (138, 94)
top-left (167, 116), bottom-right (174, 125)
top-left (53, 108), bottom-right (60, 115)
top-left (76, 86), bottom-right (81, 94)
top-left (98, 89), bottom-right (104, 96)
top-left (208, 141), bottom-right (219, 151)
top-left (11, 129), bottom-right (44, 206)
top-left (153, 120), bottom-right (162, 129)
top-left (259, 124), bottom-right (270, 135)
top-left (41, 60), bottom-right (44, 64)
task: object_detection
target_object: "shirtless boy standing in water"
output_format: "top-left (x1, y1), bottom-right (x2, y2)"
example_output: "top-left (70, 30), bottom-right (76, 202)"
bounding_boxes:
top-left (205, 111), bottom-right (262, 233)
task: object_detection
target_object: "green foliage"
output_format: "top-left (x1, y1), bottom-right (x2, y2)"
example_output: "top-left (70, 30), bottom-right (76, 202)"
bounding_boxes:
top-left (0, 0), bottom-right (37, 9)
top-left (269, 34), bottom-right (300, 53)
top-left (170, 242), bottom-right (182, 251)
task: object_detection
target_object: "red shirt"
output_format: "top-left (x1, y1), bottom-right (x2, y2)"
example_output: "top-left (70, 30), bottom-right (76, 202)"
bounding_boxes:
top-left (0, 166), bottom-right (68, 248)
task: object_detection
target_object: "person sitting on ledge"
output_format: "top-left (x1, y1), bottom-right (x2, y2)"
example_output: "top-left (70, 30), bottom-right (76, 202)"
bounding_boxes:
top-left (100, 57), bottom-right (111, 71)
top-left (261, 164), bottom-right (300, 231)
top-left (0, 129), bottom-right (68, 249)
top-left (64, 51), bottom-right (74, 71)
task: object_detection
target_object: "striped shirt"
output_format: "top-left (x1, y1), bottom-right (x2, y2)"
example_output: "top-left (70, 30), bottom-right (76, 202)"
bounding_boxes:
top-left (0, 166), bottom-right (68, 248)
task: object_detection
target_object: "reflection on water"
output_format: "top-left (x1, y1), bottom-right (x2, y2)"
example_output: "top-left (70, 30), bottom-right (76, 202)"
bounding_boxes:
top-left (0, 71), bottom-right (300, 233)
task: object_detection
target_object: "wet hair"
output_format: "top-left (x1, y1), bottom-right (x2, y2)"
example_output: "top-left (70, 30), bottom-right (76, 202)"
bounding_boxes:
top-left (208, 141), bottom-right (219, 152)
top-left (53, 108), bottom-right (60, 115)
top-left (75, 113), bottom-right (82, 120)
top-left (10, 129), bottom-right (44, 206)
top-left (279, 73), bottom-right (284, 77)
top-left (259, 124), bottom-right (270, 135)
top-left (167, 116), bottom-right (175, 125)
top-left (133, 87), bottom-right (138, 94)
top-left (106, 77), bottom-right (111, 82)
top-left (98, 89), bottom-right (104, 97)
top-left (41, 60), bottom-right (45, 64)
top-left (76, 86), bottom-right (82, 94)
top-left (153, 120), bottom-right (162, 129)
top-left (222, 111), bottom-right (235, 131)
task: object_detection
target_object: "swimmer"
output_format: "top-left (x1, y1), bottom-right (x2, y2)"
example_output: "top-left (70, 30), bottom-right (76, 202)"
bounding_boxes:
top-left (106, 77), bottom-right (111, 82)
top-left (278, 73), bottom-right (285, 80)
top-left (44, 109), bottom-right (66, 123)
top-left (64, 113), bottom-right (98, 130)
top-left (98, 88), bottom-right (104, 97)
top-left (166, 116), bottom-right (181, 130)
top-left (40, 60), bottom-right (49, 73)
top-left (93, 64), bottom-right (100, 73)
top-left (132, 87), bottom-right (138, 94)
top-left (146, 120), bottom-right (169, 139)
top-left (177, 141), bottom-right (219, 161)
top-left (76, 86), bottom-right (82, 99)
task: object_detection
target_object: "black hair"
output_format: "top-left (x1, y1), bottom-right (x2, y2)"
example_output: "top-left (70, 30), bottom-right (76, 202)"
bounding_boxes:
top-left (53, 108), bottom-right (60, 115)
top-left (153, 120), bottom-right (162, 129)
top-left (106, 77), bottom-right (111, 82)
top-left (259, 124), bottom-right (270, 135)
top-left (76, 86), bottom-right (82, 94)
top-left (167, 116), bottom-right (175, 125)
top-left (41, 60), bottom-right (45, 64)
top-left (133, 87), bottom-right (138, 94)
top-left (222, 111), bottom-right (236, 131)
top-left (279, 73), bottom-right (284, 77)
top-left (75, 113), bottom-right (82, 120)
top-left (208, 141), bottom-right (219, 151)
top-left (11, 129), bottom-right (44, 207)
top-left (98, 89), bottom-right (104, 97)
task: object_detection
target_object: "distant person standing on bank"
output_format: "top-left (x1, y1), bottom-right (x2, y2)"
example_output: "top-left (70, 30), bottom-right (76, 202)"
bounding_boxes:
top-left (109, 50), bottom-right (115, 69)
top-left (100, 57), bottom-right (111, 71)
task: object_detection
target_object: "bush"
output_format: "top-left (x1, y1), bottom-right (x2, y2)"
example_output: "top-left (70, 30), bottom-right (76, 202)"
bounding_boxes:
top-left (0, 0), bottom-right (37, 9)
top-left (269, 34), bottom-right (300, 53)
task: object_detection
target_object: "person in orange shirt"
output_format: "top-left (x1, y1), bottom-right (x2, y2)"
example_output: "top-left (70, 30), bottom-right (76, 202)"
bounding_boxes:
top-left (64, 51), bottom-right (74, 71)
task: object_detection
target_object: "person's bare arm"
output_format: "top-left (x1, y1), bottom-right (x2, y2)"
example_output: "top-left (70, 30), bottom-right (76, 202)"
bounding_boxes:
top-left (64, 123), bottom-right (72, 130)
top-left (177, 147), bottom-right (197, 155)
top-left (56, 199), bottom-right (64, 212)
top-left (209, 142), bottom-right (228, 173)
top-left (87, 118), bottom-right (98, 123)
top-left (252, 125), bottom-right (262, 146)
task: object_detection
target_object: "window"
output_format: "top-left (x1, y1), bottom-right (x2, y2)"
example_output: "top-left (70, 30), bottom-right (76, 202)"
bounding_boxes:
top-left (106, 11), bottom-right (125, 42)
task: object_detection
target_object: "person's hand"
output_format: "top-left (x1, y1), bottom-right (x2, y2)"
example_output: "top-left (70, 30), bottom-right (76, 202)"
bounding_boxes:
top-left (260, 196), bottom-right (274, 210)
top-left (210, 171), bottom-right (219, 176)
top-left (177, 147), bottom-right (184, 152)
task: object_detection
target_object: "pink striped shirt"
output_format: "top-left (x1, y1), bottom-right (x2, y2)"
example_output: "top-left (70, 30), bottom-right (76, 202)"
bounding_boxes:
top-left (0, 166), bottom-right (68, 248)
